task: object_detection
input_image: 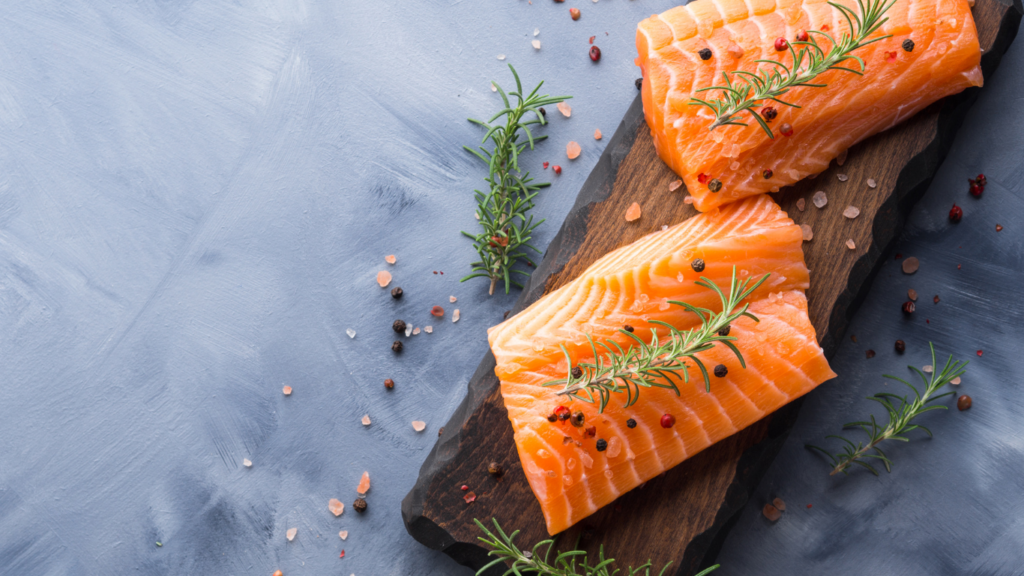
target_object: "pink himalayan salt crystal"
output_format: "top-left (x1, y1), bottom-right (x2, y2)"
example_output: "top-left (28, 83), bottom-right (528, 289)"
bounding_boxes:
top-left (800, 224), bottom-right (814, 241)
top-left (452, 309), bottom-right (460, 323)
top-left (557, 102), bottom-right (572, 117)
top-left (594, 128), bottom-right (602, 140)
top-left (951, 376), bottom-right (962, 385)
top-left (361, 414), bottom-right (371, 426)
top-left (413, 327), bottom-right (421, 335)
top-left (329, 498), bottom-right (345, 517)
top-left (286, 528), bottom-right (298, 541)
top-left (846, 239), bottom-right (856, 250)
top-left (385, 254), bottom-right (396, 264)
top-left (532, 39), bottom-right (541, 50)
top-left (449, 295), bottom-right (457, 302)
top-left (683, 195), bottom-right (694, 204)
top-left (763, 504), bottom-right (782, 522)
top-left (902, 257), bottom-right (920, 274)
top-left (463, 491), bottom-right (477, 504)
top-left (580, 451), bottom-right (594, 468)
top-left (625, 202), bottom-right (641, 222)
top-left (566, 141), bottom-right (581, 160)
top-left (669, 179), bottom-right (682, 192)
top-left (357, 471), bottom-right (370, 495)
top-left (243, 458), bottom-right (252, 468)
top-left (425, 326), bottom-right (433, 334)
top-left (282, 385), bottom-right (292, 396)
top-left (923, 365), bottom-right (933, 373)
top-left (773, 497), bottom-right (787, 512)
top-left (606, 437), bottom-right (622, 458)
top-left (843, 205), bottom-right (861, 219)
top-left (339, 530), bottom-right (348, 540)
top-left (812, 191), bottom-right (827, 208)
top-left (376, 270), bottom-right (392, 287)
top-left (837, 173), bottom-right (849, 182)
top-left (867, 178), bottom-right (877, 189)
top-left (412, 421), bottom-right (427, 432)
top-left (796, 198), bottom-right (806, 211)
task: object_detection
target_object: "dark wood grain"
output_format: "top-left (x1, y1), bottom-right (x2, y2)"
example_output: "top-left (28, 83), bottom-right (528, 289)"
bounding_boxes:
top-left (402, 2), bottom-right (1021, 573)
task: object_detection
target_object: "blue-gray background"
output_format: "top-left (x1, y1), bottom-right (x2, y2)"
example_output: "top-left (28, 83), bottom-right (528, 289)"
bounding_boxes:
top-left (0, 1), bottom-right (1018, 575)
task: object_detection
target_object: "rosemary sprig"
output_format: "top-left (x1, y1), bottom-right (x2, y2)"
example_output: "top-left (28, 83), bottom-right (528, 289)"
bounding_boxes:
top-left (807, 343), bottom-right (967, 476)
top-left (542, 267), bottom-right (769, 413)
top-left (462, 65), bottom-right (571, 295)
top-left (689, 0), bottom-right (896, 138)
top-left (475, 518), bottom-right (720, 576)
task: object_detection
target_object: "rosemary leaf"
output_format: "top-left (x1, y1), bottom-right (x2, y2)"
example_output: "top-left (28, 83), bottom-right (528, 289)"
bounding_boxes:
top-left (542, 267), bottom-right (770, 413)
top-left (474, 518), bottom-right (720, 576)
top-left (461, 65), bottom-right (571, 295)
top-left (807, 342), bottom-right (967, 476)
top-left (689, 0), bottom-right (896, 138)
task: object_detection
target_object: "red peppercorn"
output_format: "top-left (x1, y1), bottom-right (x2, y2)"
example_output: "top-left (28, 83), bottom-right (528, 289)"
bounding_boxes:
top-left (584, 425), bottom-right (597, 438)
top-left (957, 395), bottom-right (972, 411)
top-left (796, 30), bottom-right (809, 42)
top-left (902, 301), bottom-right (916, 314)
top-left (589, 45), bottom-right (601, 62)
top-left (969, 183), bottom-right (983, 197)
top-left (763, 169), bottom-right (773, 179)
top-left (761, 107), bottom-right (777, 122)
top-left (431, 305), bottom-right (444, 317)
top-left (779, 123), bottom-right (794, 137)
top-left (461, 484), bottom-right (469, 491)
top-left (570, 7), bottom-right (580, 19)
top-left (976, 173), bottom-right (987, 186)
top-left (554, 405), bottom-right (571, 421)
top-left (977, 350), bottom-right (983, 356)
top-left (553, 165), bottom-right (562, 175)
top-left (660, 413), bottom-right (676, 428)
top-left (697, 173), bottom-right (710, 184)
top-left (543, 161), bottom-right (549, 169)
top-left (384, 378), bottom-right (395, 390)
top-left (774, 37), bottom-right (788, 51)
top-left (949, 204), bottom-right (962, 222)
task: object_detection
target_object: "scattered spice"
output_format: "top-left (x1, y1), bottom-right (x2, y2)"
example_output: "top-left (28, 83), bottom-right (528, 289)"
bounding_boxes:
top-left (357, 471), bottom-right (371, 495)
top-left (902, 38), bottom-right (915, 51)
top-left (796, 198), bottom-right (806, 211)
top-left (895, 339), bottom-right (906, 353)
top-left (353, 498), bottom-right (367, 513)
top-left (488, 462), bottom-right (505, 477)
top-left (596, 439), bottom-right (608, 451)
top-left (392, 319), bottom-right (407, 333)
top-left (412, 420), bottom-right (427, 432)
top-left (570, 7), bottom-right (580, 19)
top-left (885, 50), bottom-right (898, 62)
top-left (339, 550), bottom-right (345, 559)
top-left (773, 497), bottom-right (787, 512)
top-left (846, 239), bottom-right (856, 250)
top-left (902, 301), bottom-right (916, 315)
top-left (589, 46), bottom-right (601, 62)
top-left (761, 107), bottom-right (777, 122)
top-left (800, 224), bottom-right (814, 241)
top-left (570, 411), bottom-right (586, 427)
top-left (669, 179), bottom-right (683, 192)
top-left (763, 504), bottom-right (782, 522)
top-left (361, 414), bottom-right (371, 426)
top-left (865, 349), bottom-right (875, 359)
top-left (438, 426), bottom-right (444, 436)
top-left (329, 498), bottom-right (345, 517)
top-left (553, 165), bottom-right (562, 175)
top-left (908, 288), bottom-right (918, 301)
top-left (463, 492), bottom-right (477, 504)
top-left (392, 340), bottom-right (403, 353)
top-left (698, 47), bottom-right (713, 60)
top-left (713, 364), bottom-right (728, 377)
top-left (774, 37), bottom-right (788, 51)
top-left (286, 528), bottom-right (298, 542)
top-left (635, 77), bottom-right (643, 90)
top-left (902, 257), bottom-right (920, 274)
top-left (933, 295), bottom-right (940, 304)
top-left (691, 258), bottom-right (706, 272)
top-left (660, 414), bottom-right (676, 428)
top-left (949, 204), bottom-right (963, 222)
top-left (376, 270), bottom-right (392, 288)
top-left (624, 324), bottom-right (635, 333)
top-left (996, 224), bottom-right (1003, 231)
top-left (453, 309), bottom-right (461, 323)
top-left (391, 286), bottom-right (403, 299)
top-left (584, 425), bottom-right (596, 438)
top-left (425, 326), bottom-right (433, 333)
top-left (843, 205), bottom-right (861, 219)
top-left (555, 405), bottom-right (572, 421)
top-left (796, 29), bottom-right (809, 42)
top-left (594, 128), bottom-right (602, 140)
top-left (566, 141), bottom-right (581, 159)
top-left (243, 458), bottom-right (253, 468)
top-left (957, 395), bottom-right (972, 411)
top-left (625, 202), bottom-right (642, 221)
top-left (461, 485), bottom-right (469, 491)
top-left (557, 102), bottom-right (572, 117)
top-left (718, 325), bottom-right (731, 336)
top-left (779, 123), bottom-right (793, 137)
top-left (431, 305), bottom-right (445, 317)
top-left (705, 178), bottom-right (723, 194)
top-left (812, 190), bottom-right (827, 208)
top-left (283, 385), bottom-right (292, 396)
top-left (698, 173), bottom-right (710, 184)
top-left (588, 35), bottom-right (595, 44)
top-left (977, 350), bottom-right (983, 357)
top-left (763, 168), bottom-right (773, 179)
top-left (626, 418), bottom-right (637, 428)
top-left (384, 378), bottom-right (395, 390)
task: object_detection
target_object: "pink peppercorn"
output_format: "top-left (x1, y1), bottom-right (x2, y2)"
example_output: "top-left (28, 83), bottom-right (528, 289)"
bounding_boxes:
top-left (774, 37), bottom-right (788, 51)
top-left (553, 165), bottom-right (562, 175)
top-left (660, 414), bottom-right (676, 428)
top-left (589, 45), bottom-right (601, 62)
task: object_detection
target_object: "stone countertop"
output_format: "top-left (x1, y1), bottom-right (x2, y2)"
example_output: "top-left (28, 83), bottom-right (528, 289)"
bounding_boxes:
top-left (0, 1), bottom-right (1019, 575)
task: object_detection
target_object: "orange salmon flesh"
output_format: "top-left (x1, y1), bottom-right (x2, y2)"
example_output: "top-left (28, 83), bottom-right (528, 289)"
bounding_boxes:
top-left (636, 0), bottom-right (982, 212)
top-left (488, 196), bottom-right (836, 534)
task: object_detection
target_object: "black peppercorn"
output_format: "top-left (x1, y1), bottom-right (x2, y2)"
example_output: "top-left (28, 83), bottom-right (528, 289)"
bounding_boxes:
top-left (353, 498), bottom-right (367, 513)
top-left (895, 339), bottom-right (906, 354)
top-left (691, 258), bottom-right (706, 273)
top-left (626, 418), bottom-right (637, 429)
top-left (635, 77), bottom-right (643, 90)
top-left (698, 47), bottom-right (712, 60)
top-left (384, 378), bottom-right (395, 390)
top-left (393, 319), bottom-right (407, 333)
top-left (392, 340), bottom-right (403, 353)
top-left (570, 411), bottom-right (585, 427)
top-left (708, 178), bottom-right (723, 193)
top-left (902, 38), bottom-right (914, 52)
top-left (488, 462), bottom-right (504, 477)
top-left (902, 301), bottom-right (916, 315)
top-left (763, 169), bottom-right (773, 179)
top-left (623, 325), bottom-right (634, 333)
top-left (596, 439), bottom-right (608, 452)
top-left (391, 286), bottom-right (403, 299)
top-left (571, 366), bottom-right (583, 379)
top-left (714, 364), bottom-right (728, 378)
top-left (718, 325), bottom-right (731, 337)
top-left (547, 413), bottom-right (558, 423)
top-left (539, 107), bottom-right (546, 117)
top-left (865, 349), bottom-right (876, 359)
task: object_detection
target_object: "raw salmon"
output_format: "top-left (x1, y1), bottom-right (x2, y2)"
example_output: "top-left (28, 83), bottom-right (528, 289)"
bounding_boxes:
top-left (488, 195), bottom-right (835, 535)
top-left (635, 0), bottom-right (982, 212)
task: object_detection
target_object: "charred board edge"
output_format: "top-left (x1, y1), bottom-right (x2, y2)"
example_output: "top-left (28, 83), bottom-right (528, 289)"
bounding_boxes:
top-left (402, 3), bottom-right (1021, 572)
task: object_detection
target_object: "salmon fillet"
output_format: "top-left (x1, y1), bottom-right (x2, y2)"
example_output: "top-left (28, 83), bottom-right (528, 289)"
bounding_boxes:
top-left (488, 195), bottom-right (836, 534)
top-left (635, 0), bottom-right (982, 212)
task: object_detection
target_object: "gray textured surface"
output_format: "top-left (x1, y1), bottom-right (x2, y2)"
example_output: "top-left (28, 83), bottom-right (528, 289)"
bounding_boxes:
top-left (0, 2), bottom-right (1018, 576)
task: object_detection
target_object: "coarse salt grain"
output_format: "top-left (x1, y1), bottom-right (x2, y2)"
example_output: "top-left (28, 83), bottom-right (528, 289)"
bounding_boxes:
top-left (773, 497), bottom-right (787, 512)
top-left (412, 421), bottom-right (427, 432)
top-left (566, 141), bottom-right (581, 159)
top-left (425, 326), bottom-right (433, 333)
top-left (661, 225), bottom-right (668, 231)
top-left (413, 327), bottom-right (420, 335)
top-left (405, 324), bottom-right (413, 337)
top-left (846, 239), bottom-right (856, 250)
top-left (534, 28), bottom-right (540, 36)
top-left (800, 224), bottom-right (814, 241)
top-left (763, 504), bottom-right (782, 522)
top-left (361, 414), bottom-right (371, 426)
top-left (283, 385), bottom-right (292, 395)
top-left (625, 202), bottom-right (642, 221)
top-left (532, 40), bottom-right (541, 50)
top-left (908, 289), bottom-right (918, 301)
top-left (812, 191), bottom-right (827, 208)
top-left (837, 173), bottom-right (849, 182)
top-left (669, 179), bottom-right (682, 192)
top-left (607, 437), bottom-right (622, 458)
top-left (449, 295), bottom-right (457, 302)
top-left (329, 498), bottom-right (345, 517)
top-left (346, 328), bottom-right (356, 339)
top-left (453, 309), bottom-right (460, 323)
top-left (923, 365), bottom-right (933, 373)
top-left (796, 198), bottom-right (806, 211)
top-left (243, 458), bottom-right (252, 468)
top-left (867, 178), bottom-right (877, 188)
top-left (385, 254), bottom-right (396, 264)
top-left (339, 530), bottom-right (348, 540)
top-left (376, 270), bottom-right (392, 287)
top-left (684, 195), bottom-right (694, 204)
top-left (557, 102), bottom-right (572, 117)
top-left (951, 377), bottom-right (961, 385)
top-left (286, 528), bottom-right (298, 541)
top-left (902, 257), bottom-right (920, 274)
top-left (357, 471), bottom-right (370, 495)
top-left (594, 128), bottom-right (602, 140)
top-left (497, 54), bottom-right (506, 60)
top-left (843, 206), bottom-right (861, 219)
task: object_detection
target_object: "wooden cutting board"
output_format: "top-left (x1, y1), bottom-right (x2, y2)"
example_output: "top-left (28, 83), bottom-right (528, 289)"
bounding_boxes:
top-left (403, 2), bottom-right (1021, 573)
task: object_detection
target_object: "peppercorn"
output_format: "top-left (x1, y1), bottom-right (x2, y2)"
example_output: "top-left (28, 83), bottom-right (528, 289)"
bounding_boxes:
top-left (393, 319), bottom-right (407, 333)
top-left (589, 45), bottom-right (601, 62)
top-left (571, 366), bottom-right (583, 379)
top-left (933, 295), bottom-right (940, 304)
top-left (796, 30), bottom-right (809, 42)
top-left (902, 38), bottom-right (915, 52)
top-left (626, 418), bottom-right (637, 429)
top-left (570, 7), bottom-right (580, 19)
top-left (957, 395), bottom-right (972, 411)
top-left (392, 340), bottom-right (403, 352)
top-left (895, 339), bottom-right (906, 353)
top-left (623, 325), bottom-right (634, 333)
top-left (779, 123), bottom-right (794, 137)
top-left (949, 204), bottom-right (963, 223)
top-left (554, 405), bottom-right (571, 421)
top-left (714, 364), bottom-right (728, 378)
top-left (570, 411), bottom-right (585, 427)
top-left (969, 183), bottom-right (983, 197)
top-left (547, 413), bottom-right (558, 423)
top-left (488, 462), bottom-right (504, 477)
top-left (763, 169), bottom-right (773, 179)
top-left (976, 174), bottom-right (987, 186)
top-left (391, 286), bottom-right (403, 299)
top-left (584, 425), bottom-right (596, 438)
top-left (865, 349), bottom-right (876, 359)
top-left (902, 301), bottom-right (916, 315)
top-left (553, 165), bottom-right (562, 175)
top-left (353, 498), bottom-right (367, 513)
top-left (660, 413), bottom-right (676, 428)
top-left (595, 439), bottom-right (608, 451)
top-left (718, 325), bottom-right (731, 337)
top-left (539, 107), bottom-right (546, 117)
top-left (698, 47), bottom-right (712, 60)
top-left (635, 77), bottom-right (643, 90)
top-left (691, 258), bottom-right (706, 272)
top-left (761, 107), bottom-right (777, 122)
top-left (774, 37), bottom-right (788, 51)
top-left (384, 378), bottom-right (395, 390)
top-left (708, 178), bottom-right (723, 192)
top-left (431, 305), bottom-right (444, 317)
top-left (698, 173), bottom-right (710, 184)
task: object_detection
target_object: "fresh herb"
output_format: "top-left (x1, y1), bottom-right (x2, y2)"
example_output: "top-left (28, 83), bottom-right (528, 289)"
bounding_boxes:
top-left (462, 65), bottom-right (571, 295)
top-left (689, 0), bottom-right (896, 138)
top-left (542, 267), bottom-right (769, 413)
top-left (474, 518), bottom-right (720, 576)
top-left (807, 343), bottom-right (967, 476)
